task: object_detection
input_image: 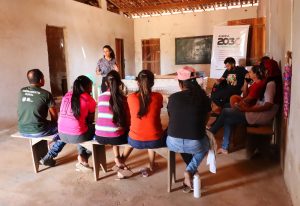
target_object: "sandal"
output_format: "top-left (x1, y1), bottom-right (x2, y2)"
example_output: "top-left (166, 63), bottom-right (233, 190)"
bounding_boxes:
top-left (182, 182), bottom-right (193, 193)
top-left (112, 164), bottom-right (133, 177)
top-left (139, 167), bottom-right (150, 177)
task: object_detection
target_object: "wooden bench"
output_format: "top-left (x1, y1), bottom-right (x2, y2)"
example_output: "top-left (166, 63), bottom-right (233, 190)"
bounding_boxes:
top-left (11, 132), bottom-right (55, 173)
top-left (90, 143), bottom-right (176, 192)
top-left (151, 147), bottom-right (176, 193)
top-left (246, 125), bottom-right (274, 136)
top-left (76, 140), bottom-right (108, 179)
top-left (246, 119), bottom-right (276, 142)
top-left (11, 132), bottom-right (107, 175)
top-left (12, 132), bottom-right (176, 192)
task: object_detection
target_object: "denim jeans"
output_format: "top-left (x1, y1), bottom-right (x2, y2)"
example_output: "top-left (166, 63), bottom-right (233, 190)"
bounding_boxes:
top-left (48, 141), bottom-right (66, 158)
top-left (59, 125), bottom-right (94, 157)
top-left (210, 108), bottom-right (247, 150)
top-left (166, 136), bottom-right (209, 174)
top-left (21, 121), bottom-right (66, 158)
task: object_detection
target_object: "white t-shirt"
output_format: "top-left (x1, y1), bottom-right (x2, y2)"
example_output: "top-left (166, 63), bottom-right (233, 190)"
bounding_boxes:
top-left (245, 81), bottom-right (279, 125)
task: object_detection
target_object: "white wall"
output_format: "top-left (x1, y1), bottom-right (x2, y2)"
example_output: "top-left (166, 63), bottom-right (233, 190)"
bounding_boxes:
top-left (0, 0), bottom-right (134, 129)
top-left (259, 0), bottom-right (299, 205)
top-left (285, 1), bottom-right (300, 205)
top-left (266, 0), bottom-right (292, 62)
top-left (134, 7), bottom-right (257, 76)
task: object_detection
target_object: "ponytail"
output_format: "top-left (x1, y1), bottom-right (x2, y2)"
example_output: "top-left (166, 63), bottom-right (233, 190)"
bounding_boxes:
top-left (106, 70), bottom-right (127, 127)
top-left (71, 75), bottom-right (92, 119)
top-left (136, 70), bottom-right (154, 118)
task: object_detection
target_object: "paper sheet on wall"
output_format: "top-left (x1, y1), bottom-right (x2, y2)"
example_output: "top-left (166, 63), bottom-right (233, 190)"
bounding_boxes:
top-left (210, 25), bottom-right (250, 78)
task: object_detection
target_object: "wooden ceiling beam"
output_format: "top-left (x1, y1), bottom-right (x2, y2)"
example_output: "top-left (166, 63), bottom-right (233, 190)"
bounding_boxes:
top-left (118, 0), bottom-right (234, 13)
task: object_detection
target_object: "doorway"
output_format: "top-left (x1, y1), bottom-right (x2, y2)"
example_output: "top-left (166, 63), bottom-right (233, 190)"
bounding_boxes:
top-left (115, 38), bottom-right (125, 79)
top-left (142, 38), bottom-right (161, 75)
top-left (46, 25), bottom-right (68, 98)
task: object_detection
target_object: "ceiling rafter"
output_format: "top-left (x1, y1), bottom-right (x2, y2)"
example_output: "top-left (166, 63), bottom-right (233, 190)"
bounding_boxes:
top-left (107, 0), bottom-right (258, 17)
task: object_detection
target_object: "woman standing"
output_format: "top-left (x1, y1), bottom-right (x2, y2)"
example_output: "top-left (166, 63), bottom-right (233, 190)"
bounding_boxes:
top-left (166, 66), bottom-right (211, 193)
top-left (96, 45), bottom-right (119, 93)
top-left (58, 75), bottom-right (96, 172)
top-left (127, 70), bottom-right (164, 176)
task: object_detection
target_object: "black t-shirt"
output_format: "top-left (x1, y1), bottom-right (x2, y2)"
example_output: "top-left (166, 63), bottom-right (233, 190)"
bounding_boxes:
top-left (221, 66), bottom-right (248, 91)
top-left (167, 89), bottom-right (211, 140)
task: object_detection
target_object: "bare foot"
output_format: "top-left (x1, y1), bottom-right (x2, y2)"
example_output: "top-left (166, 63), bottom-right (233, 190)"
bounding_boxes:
top-left (77, 154), bottom-right (88, 165)
top-left (217, 148), bottom-right (228, 155)
top-left (183, 171), bottom-right (193, 188)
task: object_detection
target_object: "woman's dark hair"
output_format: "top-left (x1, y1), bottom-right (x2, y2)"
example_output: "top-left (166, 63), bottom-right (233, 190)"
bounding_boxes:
top-left (260, 56), bottom-right (270, 67)
top-left (260, 59), bottom-right (283, 104)
top-left (178, 78), bottom-right (207, 105)
top-left (106, 70), bottom-right (127, 127)
top-left (136, 70), bottom-right (155, 118)
top-left (71, 75), bottom-right (92, 119)
top-left (103, 45), bottom-right (115, 60)
top-left (251, 65), bottom-right (265, 80)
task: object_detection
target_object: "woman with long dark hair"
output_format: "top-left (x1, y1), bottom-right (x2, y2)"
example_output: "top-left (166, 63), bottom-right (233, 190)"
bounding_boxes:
top-left (95, 70), bottom-right (133, 178)
top-left (96, 45), bottom-right (119, 93)
top-left (58, 75), bottom-right (96, 172)
top-left (166, 66), bottom-right (211, 193)
top-left (127, 70), bottom-right (164, 176)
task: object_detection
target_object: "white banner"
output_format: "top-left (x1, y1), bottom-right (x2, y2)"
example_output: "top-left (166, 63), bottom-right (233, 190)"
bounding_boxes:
top-left (210, 25), bottom-right (250, 78)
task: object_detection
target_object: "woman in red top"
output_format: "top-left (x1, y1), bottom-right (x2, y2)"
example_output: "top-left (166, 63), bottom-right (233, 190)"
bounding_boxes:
top-left (230, 65), bottom-right (266, 110)
top-left (127, 70), bottom-right (164, 176)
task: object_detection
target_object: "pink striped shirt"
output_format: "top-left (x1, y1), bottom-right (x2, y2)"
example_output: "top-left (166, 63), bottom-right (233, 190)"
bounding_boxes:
top-left (95, 91), bottom-right (130, 137)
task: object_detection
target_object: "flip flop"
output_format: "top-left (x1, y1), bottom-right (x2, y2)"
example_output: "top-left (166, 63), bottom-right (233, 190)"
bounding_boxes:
top-left (112, 165), bottom-right (133, 177)
top-left (182, 182), bottom-right (193, 193)
top-left (139, 167), bottom-right (149, 177)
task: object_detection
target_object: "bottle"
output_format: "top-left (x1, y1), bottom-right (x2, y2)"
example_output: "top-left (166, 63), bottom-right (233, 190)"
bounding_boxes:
top-left (193, 173), bottom-right (201, 198)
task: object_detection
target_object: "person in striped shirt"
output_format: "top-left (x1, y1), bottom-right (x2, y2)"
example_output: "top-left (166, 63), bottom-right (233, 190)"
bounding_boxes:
top-left (95, 70), bottom-right (133, 177)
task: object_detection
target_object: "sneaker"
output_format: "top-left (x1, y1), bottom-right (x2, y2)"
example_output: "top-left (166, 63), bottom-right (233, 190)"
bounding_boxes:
top-left (39, 155), bottom-right (56, 167)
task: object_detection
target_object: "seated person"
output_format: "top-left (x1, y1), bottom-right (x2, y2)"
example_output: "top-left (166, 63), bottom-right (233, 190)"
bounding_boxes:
top-left (58, 75), bottom-right (96, 172)
top-left (259, 55), bottom-right (271, 67)
top-left (230, 65), bottom-right (267, 109)
top-left (211, 57), bottom-right (248, 113)
top-left (127, 70), bottom-right (165, 176)
top-left (166, 66), bottom-right (211, 193)
top-left (95, 70), bottom-right (133, 178)
top-left (210, 65), bottom-right (267, 154)
top-left (18, 69), bottom-right (65, 166)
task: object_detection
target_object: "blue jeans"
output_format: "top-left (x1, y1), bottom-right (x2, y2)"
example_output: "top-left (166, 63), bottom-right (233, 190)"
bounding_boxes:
top-left (166, 136), bottom-right (209, 174)
top-left (210, 108), bottom-right (247, 150)
top-left (59, 127), bottom-right (94, 157)
top-left (21, 122), bottom-right (66, 158)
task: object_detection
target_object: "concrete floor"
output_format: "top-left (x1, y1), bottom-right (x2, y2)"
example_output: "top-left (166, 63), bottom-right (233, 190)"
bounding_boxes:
top-left (0, 127), bottom-right (293, 206)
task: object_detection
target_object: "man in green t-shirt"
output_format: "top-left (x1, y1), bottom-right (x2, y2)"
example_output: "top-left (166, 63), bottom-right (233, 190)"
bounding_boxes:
top-left (17, 69), bottom-right (65, 166)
